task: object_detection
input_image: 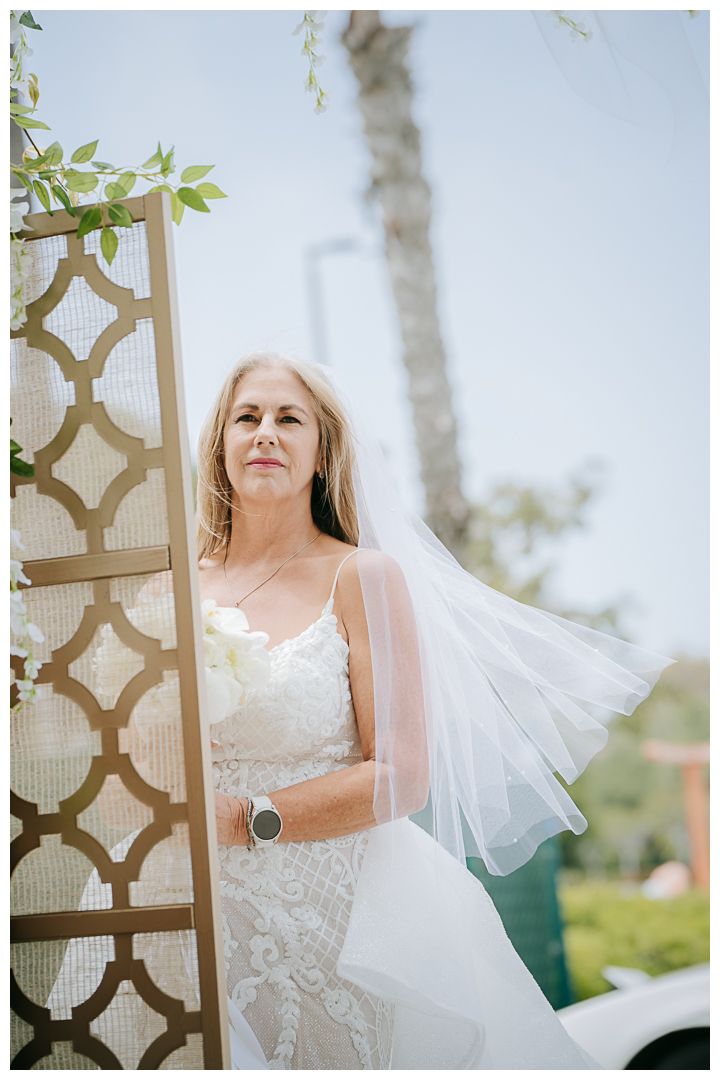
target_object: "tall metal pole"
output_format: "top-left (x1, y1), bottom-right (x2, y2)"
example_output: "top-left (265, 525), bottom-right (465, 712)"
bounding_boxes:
top-left (304, 237), bottom-right (360, 366)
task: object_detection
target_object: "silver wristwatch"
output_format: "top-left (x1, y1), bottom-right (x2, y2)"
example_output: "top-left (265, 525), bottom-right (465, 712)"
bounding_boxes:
top-left (246, 795), bottom-right (283, 848)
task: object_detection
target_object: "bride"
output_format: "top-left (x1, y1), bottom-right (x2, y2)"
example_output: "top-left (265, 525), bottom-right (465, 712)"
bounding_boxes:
top-left (48, 350), bottom-right (671, 1068)
top-left (193, 352), bottom-right (672, 1070)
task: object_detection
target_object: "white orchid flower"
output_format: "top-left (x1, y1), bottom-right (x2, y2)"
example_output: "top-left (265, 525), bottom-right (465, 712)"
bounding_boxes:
top-left (201, 597), bottom-right (250, 636)
top-left (11, 200), bottom-right (30, 233)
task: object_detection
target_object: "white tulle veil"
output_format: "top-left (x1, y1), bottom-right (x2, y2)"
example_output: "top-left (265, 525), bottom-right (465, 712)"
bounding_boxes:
top-left (323, 367), bottom-right (674, 876)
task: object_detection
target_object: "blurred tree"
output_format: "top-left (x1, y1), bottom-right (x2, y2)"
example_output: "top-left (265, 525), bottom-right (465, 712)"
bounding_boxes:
top-left (342, 10), bottom-right (470, 563)
top-left (466, 467), bottom-right (620, 633)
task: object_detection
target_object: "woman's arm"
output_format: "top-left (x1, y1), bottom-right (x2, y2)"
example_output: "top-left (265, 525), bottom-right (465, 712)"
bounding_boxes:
top-left (216, 551), bottom-right (429, 845)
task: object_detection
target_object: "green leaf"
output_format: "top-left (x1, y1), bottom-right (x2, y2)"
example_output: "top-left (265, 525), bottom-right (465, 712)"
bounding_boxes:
top-left (100, 227), bottom-right (119, 266)
top-left (106, 173), bottom-right (136, 200)
top-left (170, 192), bottom-right (185, 225)
top-left (195, 182), bottom-right (227, 199)
top-left (10, 439), bottom-right (23, 455)
top-left (13, 116), bottom-right (51, 131)
top-left (71, 140), bottom-right (99, 164)
top-left (116, 171), bottom-right (136, 195)
top-left (43, 141), bottom-right (63, 167)
top-left (9, 103), bottom-right (34, 115)
top-left (12, 172), bottom-right (34, 192)
top-left (91, 161), bottom-right (115, 171)
top-left (10, 456), bottom-right (35, 478)
top-left (19, 11), bottom-right (43, 30)
top-left (76, 205), bottom-right (102, 239)
top-left (64, 171), bottom-right (98, 193)
top-left (33, 180), bottom-right (52, 214)
top-left (52, 185), bottom-right (76, 216)
top-left (28, 80), bottom-right (40, 108)
top-left (142, 143), bottom-right (163, 169)
top-left (38, 170), bottom-right (55, 181)
top-left (181, 165), bottom-right (214, 184)
top-left (160, 148), bottom-right (175, 178)
top-left (22, 149), bottom-right (51, 170)
top-left (177, 186), bottom-right (210, 213)
top-left (146, 185), bottom-right (173, 195)
top-left (107, 203), bottom-right (133, 228)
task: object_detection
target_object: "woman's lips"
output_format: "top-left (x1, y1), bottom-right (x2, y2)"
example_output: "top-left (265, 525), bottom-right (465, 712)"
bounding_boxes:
top-left (247, 459), bottom-right (284, 468)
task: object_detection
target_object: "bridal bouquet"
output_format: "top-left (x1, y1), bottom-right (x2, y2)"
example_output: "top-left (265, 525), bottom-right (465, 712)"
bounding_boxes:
top-left (92, 592), bottom-right (271, 727)
top-left (201, 600), bottom-right (271, 724)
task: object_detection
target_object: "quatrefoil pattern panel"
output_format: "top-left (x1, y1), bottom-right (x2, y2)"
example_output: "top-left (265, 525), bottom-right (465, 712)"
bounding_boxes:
top-left (10, 197), bottom-right (227, 1069)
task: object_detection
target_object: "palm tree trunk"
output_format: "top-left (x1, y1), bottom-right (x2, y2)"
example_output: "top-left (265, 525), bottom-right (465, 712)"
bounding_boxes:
top-left (342, 10), bottom-right (470, 563)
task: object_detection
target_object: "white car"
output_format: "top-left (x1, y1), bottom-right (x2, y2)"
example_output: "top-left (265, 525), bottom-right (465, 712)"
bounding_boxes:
top-left (556, 963), bottom-right (710, 1069)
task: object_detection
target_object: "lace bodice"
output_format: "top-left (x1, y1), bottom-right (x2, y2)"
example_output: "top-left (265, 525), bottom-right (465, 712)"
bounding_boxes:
top-left (210, 597), bottom-right (362, 779)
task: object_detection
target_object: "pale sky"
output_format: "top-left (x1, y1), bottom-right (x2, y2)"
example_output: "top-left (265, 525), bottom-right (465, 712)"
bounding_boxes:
top-left (30, 7), bottom-right (709, 657)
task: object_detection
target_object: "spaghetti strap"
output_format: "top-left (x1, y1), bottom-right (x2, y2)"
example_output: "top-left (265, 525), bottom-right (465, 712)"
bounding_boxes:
top-left (328, 550), bottom-right (359, 603)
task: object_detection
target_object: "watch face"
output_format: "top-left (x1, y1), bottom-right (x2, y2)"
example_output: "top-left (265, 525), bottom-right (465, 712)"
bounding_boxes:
top-left (253, 808), bottom-right (282, 841)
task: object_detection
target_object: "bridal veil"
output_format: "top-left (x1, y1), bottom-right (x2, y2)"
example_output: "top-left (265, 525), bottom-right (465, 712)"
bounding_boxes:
top-left (327, 368), bottom-right (674, 875)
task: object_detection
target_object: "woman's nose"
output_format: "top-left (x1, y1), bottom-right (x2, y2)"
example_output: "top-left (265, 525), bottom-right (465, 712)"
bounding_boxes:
top-left (254, 414), bottom-right (278, 445)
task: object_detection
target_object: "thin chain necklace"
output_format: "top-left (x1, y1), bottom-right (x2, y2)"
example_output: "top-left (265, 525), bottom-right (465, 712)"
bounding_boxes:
top-left (222, 532), bottom-right (321, 609)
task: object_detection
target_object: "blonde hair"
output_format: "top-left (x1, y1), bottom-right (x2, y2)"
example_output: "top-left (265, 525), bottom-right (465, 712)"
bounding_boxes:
top-left (196, 352), bottom-right (359, 558)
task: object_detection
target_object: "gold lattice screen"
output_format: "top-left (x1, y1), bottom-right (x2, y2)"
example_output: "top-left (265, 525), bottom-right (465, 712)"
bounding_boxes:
top-left (10, 193), bottom-right (230, 1069)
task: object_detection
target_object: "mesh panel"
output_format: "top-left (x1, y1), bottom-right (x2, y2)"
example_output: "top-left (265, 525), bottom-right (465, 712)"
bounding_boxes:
top-left (10, 208), bottom-right (216, 1069)
top-left (84, 221), bottom-right (152, 298)
top-left (31, 1044), bottom-right (100, 1070)
top-left (22, 232), bottom-right (68, 305)
top-left (10, 343), bottom-right (75, 460)
top-left (43, 276), bottom-right (118, 364)
top-left (11, 689), bottom-right (98, 811)
top-left (11, 485), bottom-right (87, 560)
top-left (11, 836), bottom-right (104, 916)
top-left (160, 1033), bottom-right (204, 1070)
top-left (93, 319), bottom-right (163, 448)
top-left (104, 470), bottom-right (169, 550)
top-left (51, 424), bottom-right (127, 510)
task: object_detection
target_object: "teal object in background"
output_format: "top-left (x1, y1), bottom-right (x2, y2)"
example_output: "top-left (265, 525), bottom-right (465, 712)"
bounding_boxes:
top-left (467, 836), bottom-right (574, 1010)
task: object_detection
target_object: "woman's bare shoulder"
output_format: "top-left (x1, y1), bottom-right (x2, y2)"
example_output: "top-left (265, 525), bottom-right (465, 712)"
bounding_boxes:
top-left (334, 549), bottom-right (408, 618)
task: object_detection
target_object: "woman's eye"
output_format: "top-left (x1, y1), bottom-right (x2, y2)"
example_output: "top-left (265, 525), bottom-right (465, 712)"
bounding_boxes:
top-left (280, 416), bottom-right (300, 423)
top-left (235, 414), bottom-right (257, 423)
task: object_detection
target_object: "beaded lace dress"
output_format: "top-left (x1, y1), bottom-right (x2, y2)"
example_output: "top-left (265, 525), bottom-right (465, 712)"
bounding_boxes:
top-left (48, 556), bottom-right (601, 1070)
top-left (211, 557), bottom-right (392, 1070)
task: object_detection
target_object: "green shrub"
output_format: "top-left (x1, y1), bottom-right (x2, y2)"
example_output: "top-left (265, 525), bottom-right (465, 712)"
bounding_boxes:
top-left (559, 881), bottom-right (709, 1001)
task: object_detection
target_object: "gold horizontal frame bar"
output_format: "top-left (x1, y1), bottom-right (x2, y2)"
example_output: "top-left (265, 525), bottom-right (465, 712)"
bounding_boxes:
top-left (21, 546), bottom-right (171, 588)
top-left (16, 197), bottom-right (146, 240)
top-left (11, 903), bottom-right (194, 942)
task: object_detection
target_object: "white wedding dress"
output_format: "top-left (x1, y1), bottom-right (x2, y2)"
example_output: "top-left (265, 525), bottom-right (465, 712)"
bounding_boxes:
top-left (210, 557), bottom-right (599, 1070)
top-left (47, 558), bottom-right (599, 1069)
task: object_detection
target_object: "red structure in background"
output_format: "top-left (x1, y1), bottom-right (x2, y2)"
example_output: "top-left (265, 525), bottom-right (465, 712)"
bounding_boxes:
top-left (641, 740), bottom-right (710, 889)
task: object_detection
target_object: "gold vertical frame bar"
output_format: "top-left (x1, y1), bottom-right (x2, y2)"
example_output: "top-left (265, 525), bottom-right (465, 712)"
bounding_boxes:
top-left (143, 192), bottom-right (230, 1069)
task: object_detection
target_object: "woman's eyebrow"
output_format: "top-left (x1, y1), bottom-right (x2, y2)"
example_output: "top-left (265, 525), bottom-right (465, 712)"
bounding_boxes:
top-left (231, 401), bottom-right (310, 417)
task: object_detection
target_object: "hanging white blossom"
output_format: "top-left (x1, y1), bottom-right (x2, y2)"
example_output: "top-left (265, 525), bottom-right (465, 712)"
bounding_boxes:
top-left (546, 10), bottom-right (594, 43)
top-left (292, 10), bottom-right (330, 114)
top-left (10, 527), bottom-right (44, 709)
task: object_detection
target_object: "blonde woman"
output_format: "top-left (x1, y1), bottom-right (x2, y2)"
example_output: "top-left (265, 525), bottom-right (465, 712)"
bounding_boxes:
top-left (195, 352), bottom-right (672, 1070)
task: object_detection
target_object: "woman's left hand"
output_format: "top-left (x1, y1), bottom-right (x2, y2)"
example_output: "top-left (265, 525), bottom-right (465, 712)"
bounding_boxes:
top-left (215, 790), bottom-right (247, 845)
